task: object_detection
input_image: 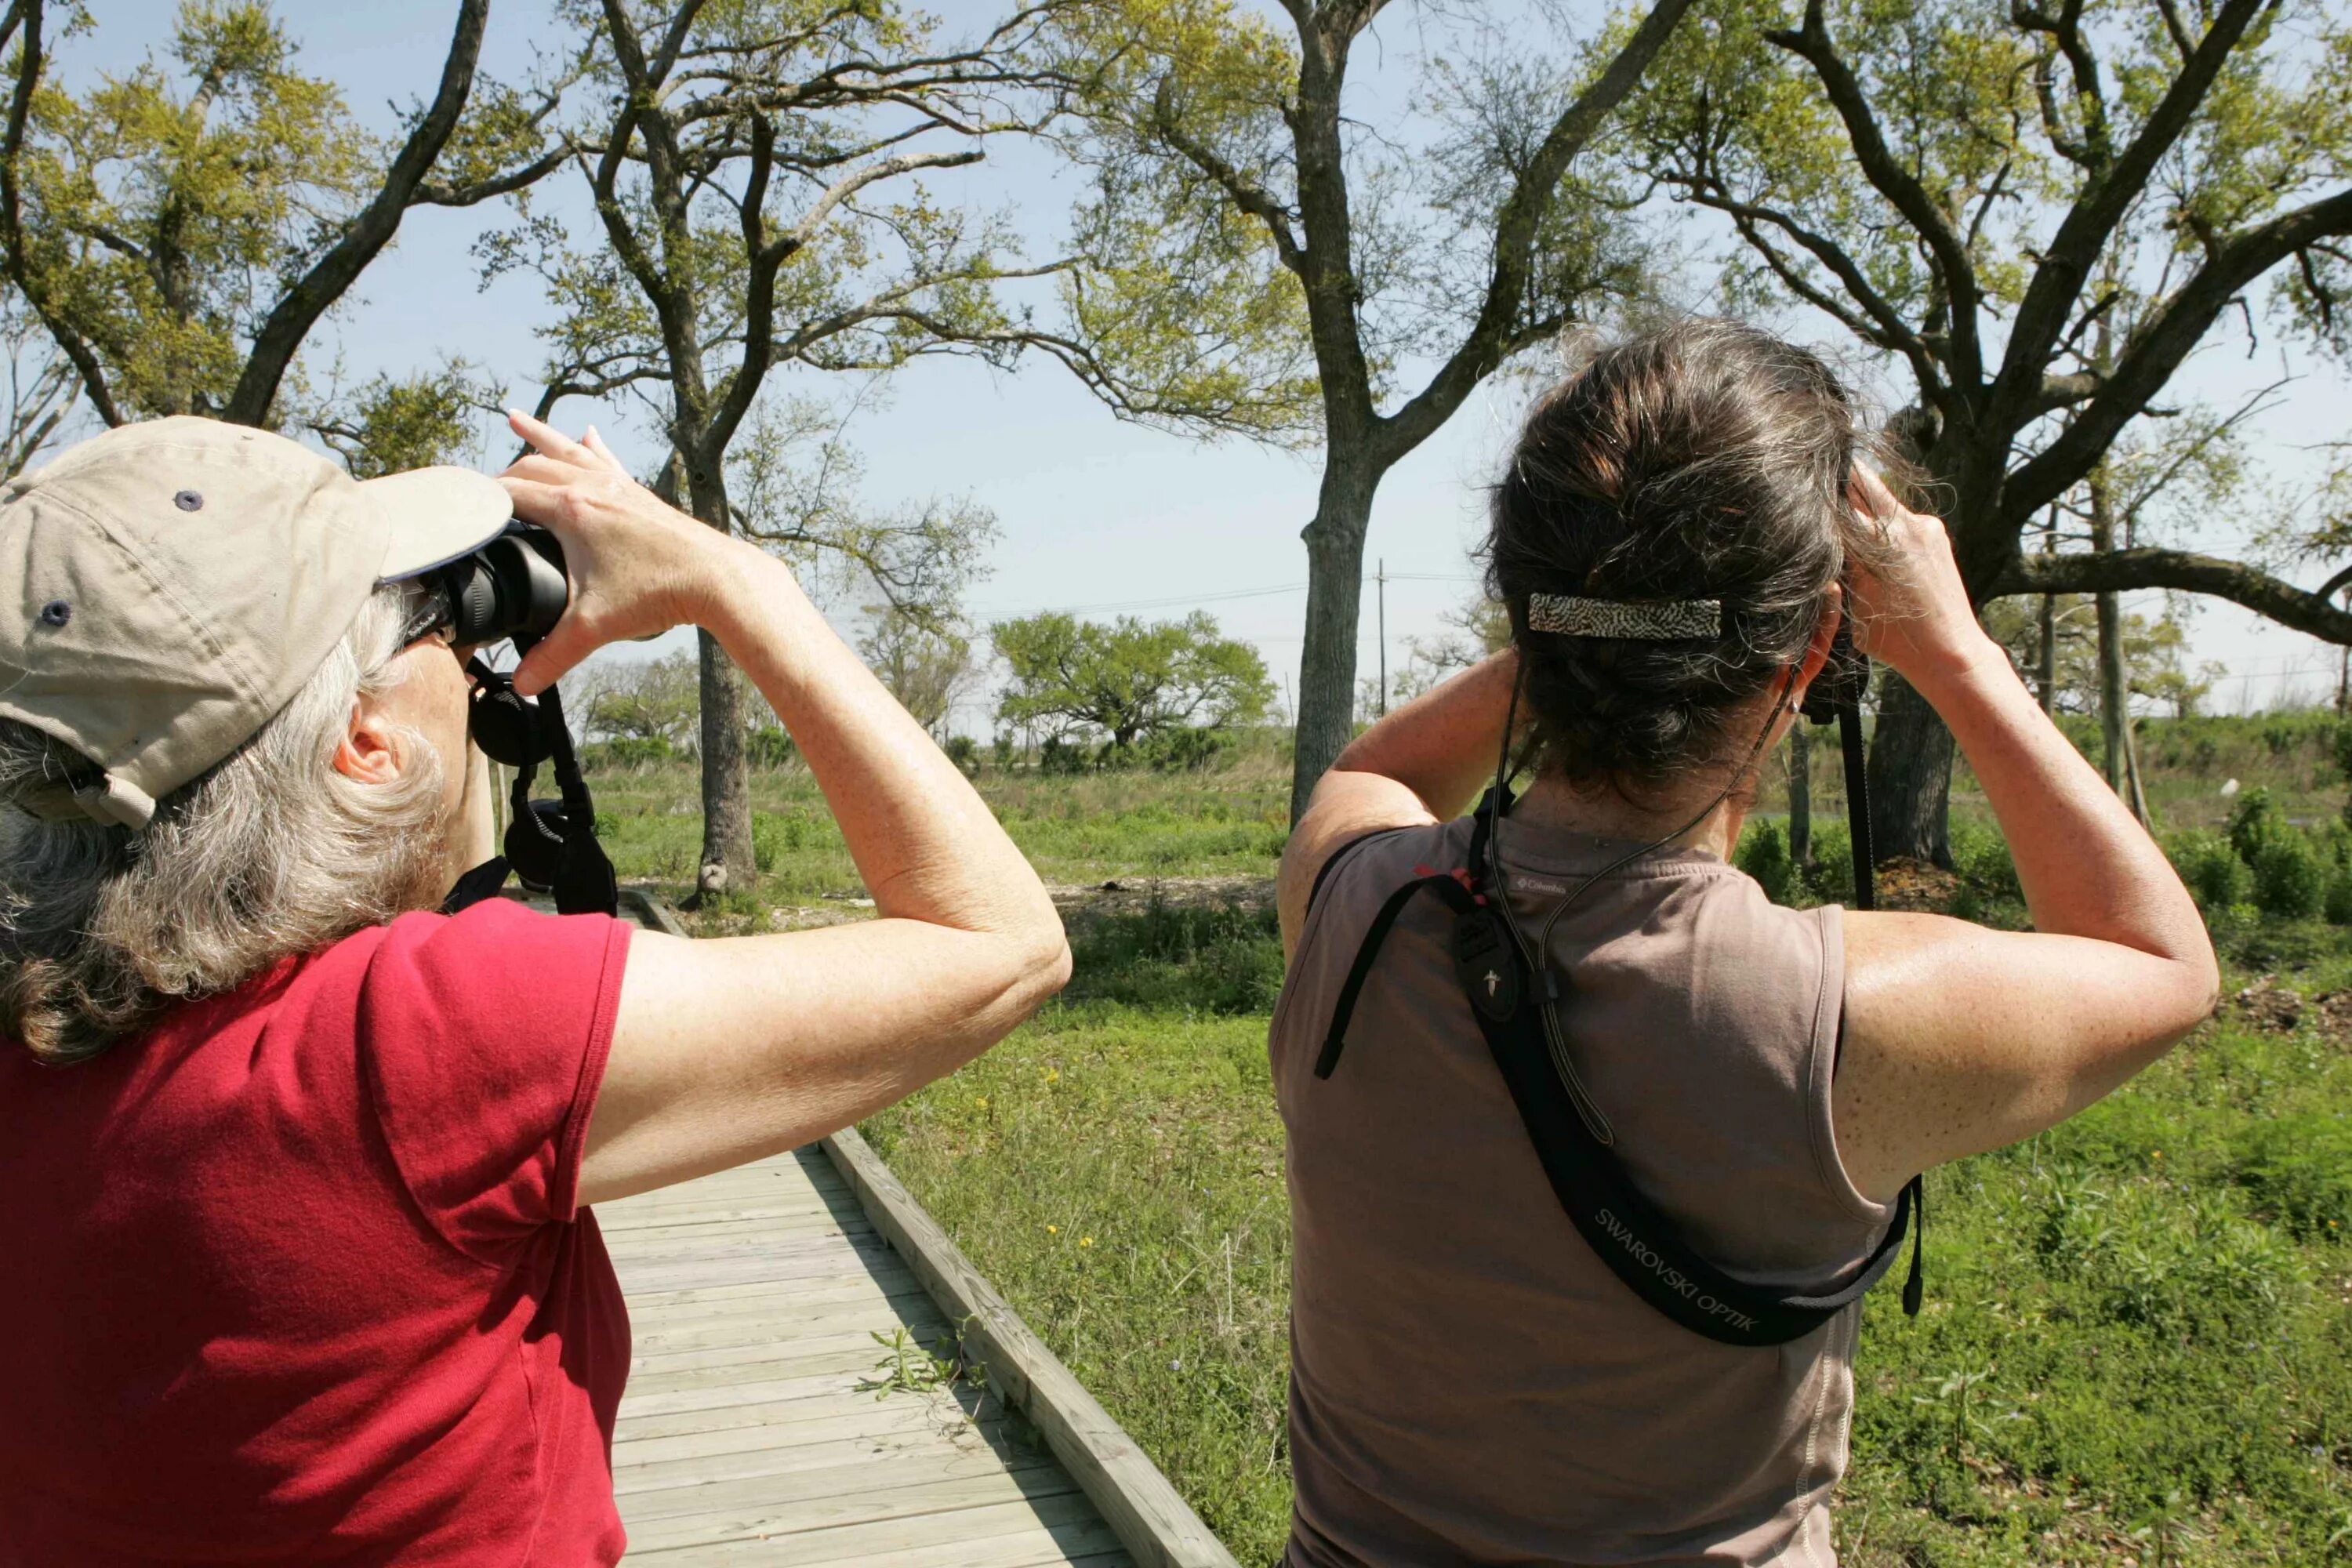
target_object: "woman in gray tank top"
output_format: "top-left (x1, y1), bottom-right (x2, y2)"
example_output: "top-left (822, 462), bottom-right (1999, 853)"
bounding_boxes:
top-left (1270, 320), bottom-right (2218, 1567)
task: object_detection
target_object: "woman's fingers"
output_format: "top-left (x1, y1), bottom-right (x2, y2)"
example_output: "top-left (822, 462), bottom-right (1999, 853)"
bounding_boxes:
top-left (581, 424), bottom-right (629, 477)
top-left (507, 408), bottom-right (598, 470)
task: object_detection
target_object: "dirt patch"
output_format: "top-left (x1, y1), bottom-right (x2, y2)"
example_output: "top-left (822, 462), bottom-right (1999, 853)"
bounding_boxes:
top-left (1047, 875), bottom-right (1276, 918)
top-left (2231, 975), bottom-right (2306, 1033)
top-left (1873, 856), bottom-right (1962, 913)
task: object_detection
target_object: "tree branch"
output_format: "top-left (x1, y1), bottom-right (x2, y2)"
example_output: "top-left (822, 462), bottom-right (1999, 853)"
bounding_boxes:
top-left (1148, 77), bottom-right (1305, 273)
top-left (1996, 0), bottom-right (2271, 405)
top-left (0, 0), bottom-right (122, 426)
top-left (222, 0), bottom-right (490, 424)
top-left (2005, 183), bottom-right (2352, 523)
top-left (1769, 0), bottom-right (1984, 388)
top-left (1377, 0), bottom-right (1697, 462)
top-left (1996, 545), bottom-right (2352, 645)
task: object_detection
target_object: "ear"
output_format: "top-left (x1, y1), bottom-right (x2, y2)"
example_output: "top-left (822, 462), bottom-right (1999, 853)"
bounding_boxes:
top-left (1787, 583), bottom-right (1844, 712)
top-left (332, 691), bottom-right (405, 786)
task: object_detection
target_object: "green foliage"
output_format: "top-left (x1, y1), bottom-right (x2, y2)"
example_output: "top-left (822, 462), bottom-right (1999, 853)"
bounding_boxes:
top-left (309, 358), bottom-right (498, 477)
top-left (942, 734), bottom-right (980, 776)
top-left (994, 611), bottom-right (1273, 753)
top-left (2251, 830), bottom-right (2326, 920)
top-left (750, 810), bottom-right (815, 875)
top-left (746, 725), bottom-right (797, 770)
top-left (2169, 828), bottom-right (2252, 911)
top-left (1948, 816), bottom-right (2021, 902)
top-left (2326, 861), bottom-right (2352, 927)
top-left (579, 653), bottom-right (699, 752)
top-left (3, 1), bottom-right (548, 428)
top-left (1733, 816), bottom-right (1794, 904)
top-left (1065, 902), bottom-right (1284, 1015)
top-left (2233, 1114), bottom-right (2352, 1243)
top-left (2227, 786), bottom-right (2289, 863)
top-left (1803, 819), bottom-right (1855, 904)
top-left (12, 1), bottom-right (370, 417)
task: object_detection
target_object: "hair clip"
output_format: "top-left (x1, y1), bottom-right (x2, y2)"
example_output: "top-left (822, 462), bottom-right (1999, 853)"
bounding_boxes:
top-left (1526, 593), bottom-right (1722, 641)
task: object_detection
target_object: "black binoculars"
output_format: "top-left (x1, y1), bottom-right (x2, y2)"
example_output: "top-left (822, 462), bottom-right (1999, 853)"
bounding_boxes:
top-left (433, 523), bottom-right (570, 649)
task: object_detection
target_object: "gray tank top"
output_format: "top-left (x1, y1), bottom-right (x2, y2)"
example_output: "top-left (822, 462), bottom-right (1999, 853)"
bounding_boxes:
top-left (1269, 815), bottom-right (1890, 1567)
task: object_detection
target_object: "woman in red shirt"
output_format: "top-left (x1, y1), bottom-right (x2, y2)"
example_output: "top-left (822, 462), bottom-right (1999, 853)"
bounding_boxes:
top-left (0, 412), bottom-right (1069, 1564)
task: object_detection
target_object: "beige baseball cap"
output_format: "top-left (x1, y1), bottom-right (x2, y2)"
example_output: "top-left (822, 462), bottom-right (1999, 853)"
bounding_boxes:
top-left (0, 416), bottom-right (511, 829)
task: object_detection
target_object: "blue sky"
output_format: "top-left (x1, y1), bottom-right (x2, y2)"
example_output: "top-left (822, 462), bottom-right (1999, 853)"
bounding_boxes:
top-left (67, 0), bottom-right (2352, 724)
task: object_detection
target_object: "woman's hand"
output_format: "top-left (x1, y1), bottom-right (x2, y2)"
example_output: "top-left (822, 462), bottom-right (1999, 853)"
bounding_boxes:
top-left (1843, 465), bottom-right (1996, 684)
top-left (495, 410), bottom-right (754, 695)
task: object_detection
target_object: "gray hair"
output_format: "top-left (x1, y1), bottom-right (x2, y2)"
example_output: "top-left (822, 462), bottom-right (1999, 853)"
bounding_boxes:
top-left (0, 585), bottom-right (449, 1065)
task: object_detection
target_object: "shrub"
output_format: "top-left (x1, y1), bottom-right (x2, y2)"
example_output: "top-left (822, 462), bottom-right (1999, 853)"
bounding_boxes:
top-left (746, 724), bottom-right (797, 769)
top-left (751, 811), bottom-right (812, 874)
top-left (2327, 862), bottom-right (2352, 925)
top-left (1734, 818), bottom-right (1795, 904)
top-left (942, 735), bottom-right (980, 776)
top-left (1803, 821), bottom-right (1855, 903)
top-left (1140, 727), bottom-right (1231, 773)
top-left (1039, 736), bottom-right (1091, 775)
top-left (581, 735), bottom-right (673, 770)
top-left (1949, 817), bottom-right (2020, 901)
top-left (2225, 784), bottom-right (2287, 863)
top-left (2249, 829), bottom-right (2325, 918)
top-left (2167, 829), bottom-right (2249, 909)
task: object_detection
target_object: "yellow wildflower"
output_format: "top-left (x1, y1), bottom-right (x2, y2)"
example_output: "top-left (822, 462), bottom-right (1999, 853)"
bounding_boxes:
top-left (1046, 1224), bottom-right (1058, 1234)
top-left (1080, 1236), bottom-right (1094, 1249)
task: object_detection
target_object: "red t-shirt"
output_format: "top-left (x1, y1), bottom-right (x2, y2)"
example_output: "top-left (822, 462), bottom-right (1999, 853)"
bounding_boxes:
top-left (0, 898), bottom-right (634, 1566)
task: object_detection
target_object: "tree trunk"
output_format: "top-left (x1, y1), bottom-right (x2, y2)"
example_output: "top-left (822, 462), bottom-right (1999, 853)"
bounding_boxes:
top-left (2037, 508), bottom-right (2058, 713)
top-left (695, 628), bottom-right (757, 900)
top-left (673, 448), bottom-right (757, 902)
top-left (1865, 671), bottom-right (1955, 867)
top-left (1787, 724), bottom-right (1811, 867)
top-left (2089, 475), bottom-right (2128, 794)
top-left (1289, 464), bottom-right (1376, 821)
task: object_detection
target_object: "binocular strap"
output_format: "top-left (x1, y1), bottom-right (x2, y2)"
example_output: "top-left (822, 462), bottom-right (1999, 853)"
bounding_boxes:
top-left (1317, 869), bottom-right (1923, 1347)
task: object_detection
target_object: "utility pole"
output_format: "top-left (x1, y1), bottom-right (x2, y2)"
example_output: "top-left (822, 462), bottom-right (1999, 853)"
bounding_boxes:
top-left (1377, 558), bottom-right (1388, 716)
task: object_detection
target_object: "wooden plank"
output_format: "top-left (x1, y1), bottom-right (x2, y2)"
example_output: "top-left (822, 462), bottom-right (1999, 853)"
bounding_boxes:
top-left (623, 1491), bottom-right (1127, 1566)
top-left (824, 1128), bottom-right (1239, 1568)
top-left (613, 1382), bottom-right (989, 1446)
top-left (630, 1316), bottom-right (951, 1381)
top-left (612, 1390), bottom-right (996, 1470)
top-left (622, 1458), bottom-right (1076, 1552)
top-left (605, 1228), bottom-right (875, 1269)
top-left (622, 1259), bottom-right (927, 1316)
top-left (630, 1287), bottom-right (942, 1352)
top-left (616, 1355), bottom-right (895, 1421)
top-left (618, 1413), bottom-right (1034, 1501)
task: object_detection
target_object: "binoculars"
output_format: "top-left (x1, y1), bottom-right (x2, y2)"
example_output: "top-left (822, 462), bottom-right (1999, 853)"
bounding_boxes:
top-left (433, 523), bottom-right (570, 649)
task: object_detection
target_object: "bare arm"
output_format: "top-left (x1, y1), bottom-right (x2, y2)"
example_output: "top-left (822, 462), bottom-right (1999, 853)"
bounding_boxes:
top-left (497, 414), bottom-right (1069, 1205)
top-left (1834, 470), bottom-right (2217, 1201)
top-left (1277, 654), bottom-right (1519, 957)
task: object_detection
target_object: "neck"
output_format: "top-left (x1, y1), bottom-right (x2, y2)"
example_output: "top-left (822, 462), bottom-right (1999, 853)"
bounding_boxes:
top-left (1510, 772), bottom-right (1750, 862)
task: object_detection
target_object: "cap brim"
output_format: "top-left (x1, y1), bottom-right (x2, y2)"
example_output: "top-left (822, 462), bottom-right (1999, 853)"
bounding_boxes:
top-left (365, 466), bottom-right (514, 582)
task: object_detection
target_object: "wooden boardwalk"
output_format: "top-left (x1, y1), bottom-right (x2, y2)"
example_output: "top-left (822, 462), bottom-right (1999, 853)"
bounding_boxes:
top-left (601, 1147), bottom-right (1134, 1565)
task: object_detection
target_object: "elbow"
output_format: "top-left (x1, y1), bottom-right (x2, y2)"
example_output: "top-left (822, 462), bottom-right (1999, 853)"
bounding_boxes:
top-left (1004, 910), bottom-right (1073, 1020)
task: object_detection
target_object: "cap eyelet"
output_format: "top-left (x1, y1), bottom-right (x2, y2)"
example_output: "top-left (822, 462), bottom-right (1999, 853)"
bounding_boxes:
top-left (38, 600), bottom-right (69, 628)
top-left (173, 489), bottom-right (203, 512)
